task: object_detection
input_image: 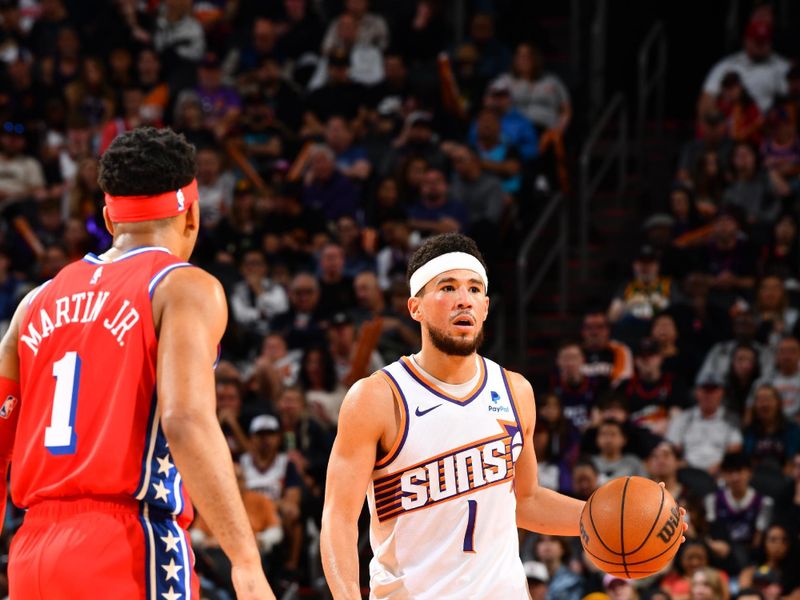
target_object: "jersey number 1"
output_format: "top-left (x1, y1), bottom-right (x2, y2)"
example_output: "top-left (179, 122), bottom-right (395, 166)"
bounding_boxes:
top-left (463, 499), bottom-right (478, 553)
top-left (44, 351), bottom-right (82, 455)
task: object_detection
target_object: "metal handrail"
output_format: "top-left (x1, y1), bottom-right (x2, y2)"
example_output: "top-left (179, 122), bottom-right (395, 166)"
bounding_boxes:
top-left (578, 92), bottom-right (628, 280)
top-left (588, 0), bottom-right (607, 120)
top-left (516, 192), bottom-right (568, 363)
top-left (637, 21), bottom-right (667, 161)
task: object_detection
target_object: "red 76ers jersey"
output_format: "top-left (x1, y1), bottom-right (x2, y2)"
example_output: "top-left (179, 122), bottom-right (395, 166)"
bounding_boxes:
top-left (13, 246), bottom-right (195, 526)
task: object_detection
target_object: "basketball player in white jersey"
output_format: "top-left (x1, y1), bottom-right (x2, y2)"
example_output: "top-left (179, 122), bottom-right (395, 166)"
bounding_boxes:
top-left (320, 233), bottom-right (587, 599)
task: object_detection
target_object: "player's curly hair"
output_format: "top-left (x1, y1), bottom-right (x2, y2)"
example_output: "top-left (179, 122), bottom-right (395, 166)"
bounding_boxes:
top-left (98, 127), bottom-right (196, 196)
top-left (406, 233), bottom-right (488, 296)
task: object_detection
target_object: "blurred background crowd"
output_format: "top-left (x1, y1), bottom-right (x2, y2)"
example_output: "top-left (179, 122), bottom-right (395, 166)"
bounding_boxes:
top-left (1, 0), bottom-right (800, 599)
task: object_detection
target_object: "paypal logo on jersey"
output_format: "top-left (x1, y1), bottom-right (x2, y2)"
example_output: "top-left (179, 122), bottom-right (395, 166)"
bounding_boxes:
top-left (488, 391), bottom-right (509, 413)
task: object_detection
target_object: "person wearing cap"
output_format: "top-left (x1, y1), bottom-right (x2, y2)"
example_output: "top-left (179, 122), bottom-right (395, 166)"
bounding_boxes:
top-left (666, 373), bottom-right (743, 475)
top-left (0, 117), bottom-right (46, 206)
top-left (698, 17), bottom-right (790, 115)
top-left (608, 244), bottom-right (674, 345)
top-left (194, 51), bottom-right (242, 139)
top-left (468, 77), bottom-right (539, 161)
top-left (523, 559), bottom-right (550, 600)
top-left (322, 233), bottom-right (590, 599)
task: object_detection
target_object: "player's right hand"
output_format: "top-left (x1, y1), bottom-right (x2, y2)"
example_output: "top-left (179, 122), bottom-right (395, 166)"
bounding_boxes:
top-left (232, 563), bottom-right (276, 600)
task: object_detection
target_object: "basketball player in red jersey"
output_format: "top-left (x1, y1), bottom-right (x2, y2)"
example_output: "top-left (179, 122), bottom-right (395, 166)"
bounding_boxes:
top-left (0, 128), bottom-right (274, 599)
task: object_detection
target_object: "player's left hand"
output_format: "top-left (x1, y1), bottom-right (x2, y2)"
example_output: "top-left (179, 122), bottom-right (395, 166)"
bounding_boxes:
top-left (657, 481), bottom-right (689, 543)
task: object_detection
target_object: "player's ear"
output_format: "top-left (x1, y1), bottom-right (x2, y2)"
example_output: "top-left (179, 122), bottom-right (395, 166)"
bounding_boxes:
top-left (481, 294), bottom-right (489, 321)
top-left (102, 206), bottom-right (115, 236)
top-left (184, 200), bottom-right (200, 233)
top-left (408, 295), bottom-right (423, 323)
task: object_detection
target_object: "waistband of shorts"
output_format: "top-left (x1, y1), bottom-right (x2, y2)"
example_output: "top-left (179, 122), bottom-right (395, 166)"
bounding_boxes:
top-left (25, 497), bottom-right (142, 519)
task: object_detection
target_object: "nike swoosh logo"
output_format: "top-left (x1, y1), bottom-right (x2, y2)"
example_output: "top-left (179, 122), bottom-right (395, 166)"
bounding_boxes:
top-left (415, 404), bottom-right (442, 417)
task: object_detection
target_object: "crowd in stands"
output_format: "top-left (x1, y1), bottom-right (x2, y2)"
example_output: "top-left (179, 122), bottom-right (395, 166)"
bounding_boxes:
top-left (0, 1), bottom-right (799, 599)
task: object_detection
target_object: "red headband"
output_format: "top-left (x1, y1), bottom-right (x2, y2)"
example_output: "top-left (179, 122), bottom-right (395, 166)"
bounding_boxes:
top-left (104, 179), bottom-right (198, 223)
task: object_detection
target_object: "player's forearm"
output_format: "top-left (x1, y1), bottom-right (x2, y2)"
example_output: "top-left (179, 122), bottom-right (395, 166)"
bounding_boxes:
top-left (517, 487), bottom-right (585, 536)
top-left (162, 412), bottom-right (261, 567)
top-left (320, 511), bottom-right (362, 600)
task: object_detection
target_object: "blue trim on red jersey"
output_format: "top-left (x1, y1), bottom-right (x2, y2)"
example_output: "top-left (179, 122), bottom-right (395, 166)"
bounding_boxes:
top-left (139, 504), bottom-right (193, 600)
top-left (148, 263), bottom-right (193, 298)
top-left (84, 246), bottom-right (172, 266)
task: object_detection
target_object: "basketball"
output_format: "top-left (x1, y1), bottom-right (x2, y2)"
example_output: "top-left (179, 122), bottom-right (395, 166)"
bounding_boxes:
top-left (579, 476), bottom-right (683, 579)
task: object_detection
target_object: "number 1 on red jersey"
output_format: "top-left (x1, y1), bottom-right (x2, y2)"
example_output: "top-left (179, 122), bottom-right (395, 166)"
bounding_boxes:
top-left (44, 351), bottom-right (81, 455)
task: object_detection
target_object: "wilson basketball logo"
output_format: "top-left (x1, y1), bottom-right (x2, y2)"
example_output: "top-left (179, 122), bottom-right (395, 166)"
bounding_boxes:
top-left (656, 505), bottom-right (681, 544)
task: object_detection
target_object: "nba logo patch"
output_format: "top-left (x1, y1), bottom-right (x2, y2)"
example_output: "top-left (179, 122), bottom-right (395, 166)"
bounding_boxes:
top-left (0, 395), bottom-right (17, 419)
top-left (176, 188), bottom-right (185, 211)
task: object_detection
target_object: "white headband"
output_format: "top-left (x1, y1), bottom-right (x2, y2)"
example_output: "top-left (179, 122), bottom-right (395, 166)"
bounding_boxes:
top-left (409, 252), bottom-right (488, 297)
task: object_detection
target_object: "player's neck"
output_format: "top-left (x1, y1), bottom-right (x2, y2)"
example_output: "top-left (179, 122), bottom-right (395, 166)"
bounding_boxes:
top-left (413, 347), bottom-right (478, 385)
top-left (104, 231), bottom-right (185, 260)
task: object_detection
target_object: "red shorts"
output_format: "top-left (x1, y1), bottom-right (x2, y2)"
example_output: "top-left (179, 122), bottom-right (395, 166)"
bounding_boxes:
top-left (9, 498), bottom-right (201, 600)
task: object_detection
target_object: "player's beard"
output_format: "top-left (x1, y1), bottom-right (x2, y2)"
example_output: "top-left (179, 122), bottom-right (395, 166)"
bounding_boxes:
top-left (427, 323), bottom-right (485, 356)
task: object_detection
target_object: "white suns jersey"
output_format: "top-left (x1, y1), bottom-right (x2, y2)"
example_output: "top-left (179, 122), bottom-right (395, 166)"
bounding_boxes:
top-left (367, 355), bottom-right (528, 600)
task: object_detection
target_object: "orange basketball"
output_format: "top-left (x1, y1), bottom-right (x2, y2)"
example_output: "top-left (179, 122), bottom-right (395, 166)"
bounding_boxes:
top-left (579, 476), bottom-right (683, 579)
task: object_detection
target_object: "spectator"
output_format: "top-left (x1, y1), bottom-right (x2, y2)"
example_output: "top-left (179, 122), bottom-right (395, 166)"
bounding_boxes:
top-left (550, 341), bottom-right (599, 432)
top-left (375, 220), bottom-right (412, 290)
top-left (153, 0), bottom-right (206, 82)
top-left (690, 567), bottom-right (729, 600)
top-left (533, 421), bottom-right (570, 492)
top-left (661, 541), bottom-right (730, 600)
top-left (298, 345), bottom-right (346, 429)
top-left (668, 183), bottom-right (703, 237)
top-left (604, 575), bottom-right (639, 600)
top-left (191, 463), bottom-right (283, 585)
top-left (693, 151), bottom-right (728, 217)
top-left (696, 309), bottom-right (771, 388)
top-left (336, 215), bottom-right (375, 276)
top-left (570, 457), bottom-right (600, 501)
top-left (470, 108), bottom-right (523, 195)
top-left (310, 13), bottom-right (384, 89)
top-left (303, 47), bottom-right (369, 133)
top-left (227, 17), bottom-right (278, 77)
top-left (677, 109), bottom-right (733, 184)
top-left (321, 0), bottom-right (389, 53)
top-left (230, 249), bottom-right (290, 342)
top-left (716, 71), bottom-right (763, 144)
top-left (743, 384), bottom-right (800, 469)
top-left (698, 18), bottom-right (789, 115)
top-left (235, 92), bottom-right (285, 176)
top-left (380, 112), bottom-right (446, 179)
top-left (590, 419), bottom-right (646, 484)
top-left (738, 524), bottom-right (800, 598)
top-left (462, 13), bottom-right (510, 80)
top-left (580, 310), bottom-right (634, 390)
top-left (538, 393), bottom-right (582, 466)
top-left (761, 107), bottom-right (800, 184)
top-left (249, 332), bottom-right (301, 398)
top-left (698, 207), bottom-right (758, 305)
top-left (623, 337), bottom-right (689, 436)
top-left (722, 142), bottom-right (781, 229)
top-left (194, 52), bottom-right (242, 140)
top-left (216, 376), bottom-right (249, 459)
top-left (646, 440), bottom-right (692, 508)
top-left (247, 55), bottom-right (305, 133)
top-left (274, 0), bottom-right (325, 63)
top-left (0, 119), bottom-right (46, 206)
top-left (754, 275), bottom-right (798, 350)
top-left (448, 144), bottom-right (506, 238)
top-left (725, 344), bottom-right (762, 418)
top-left (271, 272), bottom-right (326, 349)
top-left (535, 536), bottom-right (583, 600)
top-left (172, 91), bottom-right (216, 149)
top-left (608, 245), bottom-right (674, 344)
top-left (211, 179), bottom-right (262, 261)
top-left (98, 86), bottom-right (152, 155)
top-left (705, 452), bottom-right (773, 571)
top-left (581, 391), bottom-right (660, 459)
top-left (407, 167), bottom-right (468, 236)
top-left (301, 144), bottom-right (360, 223)
top-left (749, 336), bottom-right (800, 420)
top-left (324, 115), bottom-right (371, 182)
top-left (135, 47), bottom-right (170, 125)
top-left (758, 213), bottom-right (800, 281)
top-left (493, 41), bottom-right (571, 134)
top-left (652, 312), bottom-right (696, 384)
top-left (523, 560), bottom-right (550, 600)
top-left (470, 78), bottom-right (538, 162)
top-left (391, 0), bottom-right (446, 64)
top-left (27, 0), bottom-right (70, 58)
top-left (237, 413), bottom-right (304, 575)
top-left (195, 145), bottom-right (235, 228)
top-left (316, 242), bottom-right (356, 320)
top-left (666, 373), bottom-right (743, 475)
